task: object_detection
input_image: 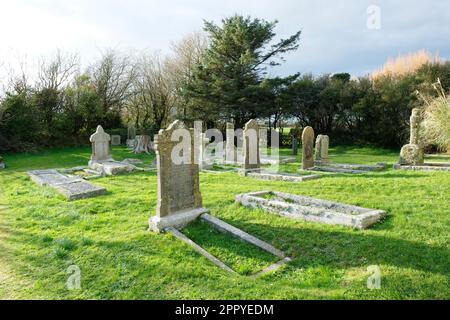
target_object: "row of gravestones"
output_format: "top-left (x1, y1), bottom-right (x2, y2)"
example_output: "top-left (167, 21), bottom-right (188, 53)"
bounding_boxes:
top-left (149, 119), bottom-right (332, 231)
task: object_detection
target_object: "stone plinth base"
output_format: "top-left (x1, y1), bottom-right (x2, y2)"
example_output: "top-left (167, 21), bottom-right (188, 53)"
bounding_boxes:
top-left (89, 160), bottom-right (136, 176)
top-left (149, 207), bottom-right (209, 233)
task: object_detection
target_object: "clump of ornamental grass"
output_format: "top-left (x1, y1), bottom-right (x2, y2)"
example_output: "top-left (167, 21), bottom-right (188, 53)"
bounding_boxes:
top-left (372, 50), bottom-right (441, 80)
top-left (417, 79), bottom-right (450, 153)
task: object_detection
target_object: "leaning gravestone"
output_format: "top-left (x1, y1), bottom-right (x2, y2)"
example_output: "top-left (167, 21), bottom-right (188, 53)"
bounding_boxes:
top-left (302, 127), bottom-right (315, 169)
top-left (149, 120), bottom-right (208, 232)
top-left (315, 135), bottom-right (329, 164)
top-left (241, 119), bottom-right (261, 175)
top-left (89, 125), bottom-right (136, 175)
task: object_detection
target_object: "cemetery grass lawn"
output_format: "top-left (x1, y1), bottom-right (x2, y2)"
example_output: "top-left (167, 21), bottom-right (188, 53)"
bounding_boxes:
top-left (0, 146), bottom-right (449, 299)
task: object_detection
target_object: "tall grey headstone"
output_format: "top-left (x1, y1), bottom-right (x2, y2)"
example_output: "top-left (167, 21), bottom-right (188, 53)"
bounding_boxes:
top-left (302, 126), bottom-right (315, 170)
top-left (241, 119), bottom-right (261, 175)
top-left (149, 120), bottom-right (208, 232)
top-left (226, 122), bottom-right (237, 163)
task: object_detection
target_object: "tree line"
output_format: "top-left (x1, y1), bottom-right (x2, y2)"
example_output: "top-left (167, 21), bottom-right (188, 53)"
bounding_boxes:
top-left (1, 14), bottom-right (449, 153)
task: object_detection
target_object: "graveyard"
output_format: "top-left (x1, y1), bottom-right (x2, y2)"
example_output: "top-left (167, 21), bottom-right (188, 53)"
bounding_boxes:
top-left (0, 5), bottom-right (449, 304)
top-left (0, 140), bottom-right (449, 299)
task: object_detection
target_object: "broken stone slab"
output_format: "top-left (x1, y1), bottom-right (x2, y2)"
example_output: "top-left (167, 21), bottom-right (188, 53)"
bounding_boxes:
top-left (245, 171), bottom-right (322, 182)
top-left (28, 170), bottom-right (106, 201)
top-left (121, 158), bottom-right (144, 165)
top-left (236, 191), bottom-right (386, 229)
top-left (393, 162), bottom-right (450, 172)
top-left (59, 166), bottom-right (88, 174)
top-left (89, 161), bottom-right (137, 176)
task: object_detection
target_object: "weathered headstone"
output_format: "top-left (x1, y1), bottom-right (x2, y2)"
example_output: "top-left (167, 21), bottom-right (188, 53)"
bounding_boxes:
top-left (292, 137), bottom-right (298, 155)
top-left (111, 135), bottom-right (121, 146)
top-left (302, 126), bottom-right (315, 169)
top-left (241, 119), bottom-right (261, 175)
top-left (0, 156), bottom-right (5, 169)
top-left (89, 125), bottom-right (136, 175)
top-left (149, 120), bottom-right (208, 232)
top-left (399, 108), bottom-right (424, 165)
top-left (315, 134), bottom-right (329, 164)
top-left (127, 125), bottom-right (136, 140)
top-left (226, 122), bottom-right (237, 163)
top-left (89, 125), bottom-right (112, 164)
top-left (126, 125), bottom-right (137, 149)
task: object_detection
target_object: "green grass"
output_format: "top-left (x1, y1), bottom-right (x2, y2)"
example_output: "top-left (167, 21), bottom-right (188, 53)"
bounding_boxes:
top-left (0, 145), bottom-right (449, 299)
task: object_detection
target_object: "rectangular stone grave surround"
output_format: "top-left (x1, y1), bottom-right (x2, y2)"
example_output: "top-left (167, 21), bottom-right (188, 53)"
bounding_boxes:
top-left (166, 213), bottom-right (291, 277)
top-left (310, 162), bottom-right (387, 174)
top-left (236, 191), bottom-right (386, 229)
top-left (393, 162), bottom-right (450, 171)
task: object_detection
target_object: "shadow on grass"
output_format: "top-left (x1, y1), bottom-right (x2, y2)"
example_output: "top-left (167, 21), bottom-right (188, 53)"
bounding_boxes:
top-left (207, 218), bottom-right (449, 277)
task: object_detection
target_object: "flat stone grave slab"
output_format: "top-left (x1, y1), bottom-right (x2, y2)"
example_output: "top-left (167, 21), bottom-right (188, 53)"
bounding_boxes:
top-left (245, 171), bottom-right (321, 183)
top-left (309, 162), bottom-right (387, 174)
top-left (393, 162), bottom-right (450, 172)
top-left (236, 191), bottom-right (386, 229)
top-left (28, 169), bottom-right (106, 201)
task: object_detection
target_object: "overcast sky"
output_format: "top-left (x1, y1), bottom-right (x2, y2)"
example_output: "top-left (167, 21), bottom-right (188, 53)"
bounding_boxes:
top-left (0, 0), bottom-right (449, 77)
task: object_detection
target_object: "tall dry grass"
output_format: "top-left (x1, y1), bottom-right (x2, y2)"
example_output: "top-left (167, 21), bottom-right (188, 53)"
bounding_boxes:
top-left (372, 50), bottom-right (441, 80)
top-left (420, 80), bottom-right (450, 152)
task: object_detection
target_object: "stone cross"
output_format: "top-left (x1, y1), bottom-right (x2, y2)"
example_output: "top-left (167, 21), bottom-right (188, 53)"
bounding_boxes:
top-left (409, 108), bottom-right (421, 145)
top-left (89, 125), bottom-right (112, 163)
top-left (226, 122), bottom-right (236, 163)
top-left (242, 119), bottom-right (260, 174)
top-left (302, 126), bottom-right (315, 169)
top-left (315, 135), bottom-right (329, 164)
top-left (149, 120), bottom-right (208, 232)
top-left (399, 108), bottom-right (424, 165)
